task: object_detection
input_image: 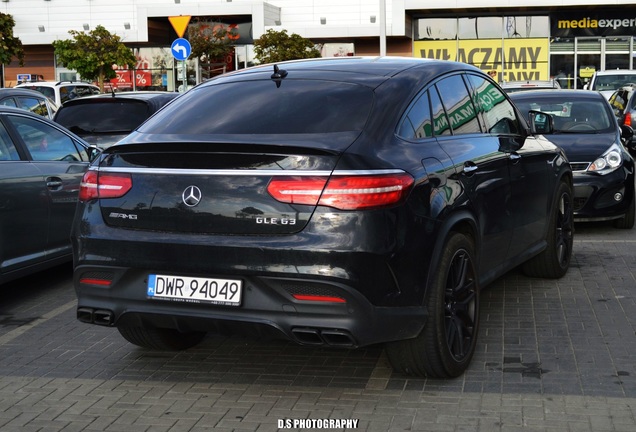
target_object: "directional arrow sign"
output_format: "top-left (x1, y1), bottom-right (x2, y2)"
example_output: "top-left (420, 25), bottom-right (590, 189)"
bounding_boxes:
top-left (171, 38), bottom-right (191, 61)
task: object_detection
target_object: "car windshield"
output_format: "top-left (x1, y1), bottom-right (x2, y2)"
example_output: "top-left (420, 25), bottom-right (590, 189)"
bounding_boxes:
top-left (514, 97), bottom-right (615, 133)
top-left (594, 75), bottom-right (636, 92)
top-left (55, 100), bottom-right (150, 134)
top-left (138, 80), bottom-right (374, 135)
top-left (21, 86), bottom-right (55, 101)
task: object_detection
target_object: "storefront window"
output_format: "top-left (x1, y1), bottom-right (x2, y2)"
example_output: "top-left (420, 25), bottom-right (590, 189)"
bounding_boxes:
top-left (550, 11), bottom-right (636, 88)
top-left (415, 16), bottom-right (550, 82)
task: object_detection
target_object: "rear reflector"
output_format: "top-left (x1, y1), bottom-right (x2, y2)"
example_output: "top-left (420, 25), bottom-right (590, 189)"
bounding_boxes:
top-left (267, 172), bottom-right (414, 210)
top-left (292, 294), bottom-right (347, 303)
top-left (79, 278), bottom-right (112, 286)
top-left (79, 170), bottom-right (132, 201)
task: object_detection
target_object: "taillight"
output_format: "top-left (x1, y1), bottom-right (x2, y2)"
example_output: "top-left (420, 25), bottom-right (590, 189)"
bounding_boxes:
top-left (79, 170), bottom-right (132, 201)
top-left (267, 172), bottom-right (414, 210)
top-left (625, 113), bottom-right (632, 127)
top-left (265, 176), bottom-right (328, 206)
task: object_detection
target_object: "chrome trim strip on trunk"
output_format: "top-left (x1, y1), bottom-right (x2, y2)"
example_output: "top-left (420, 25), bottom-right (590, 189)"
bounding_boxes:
top-left (92, 167), bottom-right (406, 176)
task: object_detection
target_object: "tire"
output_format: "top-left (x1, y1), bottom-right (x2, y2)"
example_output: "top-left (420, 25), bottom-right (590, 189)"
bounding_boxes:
top-left (117, 325), bottom-right (206, 350)
top-left (522, 181), bottom-right (574, 279)
top-left (385, 232), bottom-right (479, 378)
top-left (614, 194), bottom-right (635, 229)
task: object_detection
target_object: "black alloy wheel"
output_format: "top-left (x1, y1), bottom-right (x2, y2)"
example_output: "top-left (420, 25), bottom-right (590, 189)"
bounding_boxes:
top-left (385, 231), bottom-right (479, 378)
top-left (522, 181), bottom-right (574, 279)
top-left (444, 246), bottom-right (479, 362)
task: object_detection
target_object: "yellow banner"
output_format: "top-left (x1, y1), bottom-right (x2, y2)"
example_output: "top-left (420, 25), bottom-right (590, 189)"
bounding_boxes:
top-left (414, 38), bottom-right (550, 81)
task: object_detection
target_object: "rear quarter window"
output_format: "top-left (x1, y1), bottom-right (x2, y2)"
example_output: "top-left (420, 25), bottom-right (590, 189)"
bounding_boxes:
top-left (139, 80), bottom-right (374, 134)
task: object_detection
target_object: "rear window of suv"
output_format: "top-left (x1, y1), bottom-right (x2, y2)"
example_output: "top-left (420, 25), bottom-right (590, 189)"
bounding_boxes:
top-left (138, 80), bottom-right (374, 135)
top-left (55, 100), bottom-right (150, 134)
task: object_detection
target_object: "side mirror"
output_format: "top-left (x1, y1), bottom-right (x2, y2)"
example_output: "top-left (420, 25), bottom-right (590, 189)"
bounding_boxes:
top-left (528, 110), bottom-right (554, 134)
top-left (87, 145), bottom-right (102, 162)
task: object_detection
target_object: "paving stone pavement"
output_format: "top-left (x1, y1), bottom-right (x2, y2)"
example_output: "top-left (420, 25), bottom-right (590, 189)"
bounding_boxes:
top-left (0, 222), bottom-right (635, 431)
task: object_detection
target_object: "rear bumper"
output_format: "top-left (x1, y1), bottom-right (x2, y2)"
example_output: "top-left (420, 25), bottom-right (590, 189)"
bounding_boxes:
top-left (74, 265), bottom-right (427, 347)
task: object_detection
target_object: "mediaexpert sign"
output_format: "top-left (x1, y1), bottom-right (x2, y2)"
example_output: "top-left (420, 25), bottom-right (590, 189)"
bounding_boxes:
top-left (551, 11), bottom-right (636, 37)
top-left (414, 38), bottom-right (549, 81)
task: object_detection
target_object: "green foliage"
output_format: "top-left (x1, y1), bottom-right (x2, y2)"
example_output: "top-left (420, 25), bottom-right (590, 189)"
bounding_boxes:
top-left (188, 19), bottom-right (236, 63)
top-left (253, 29), bottom-right (321, 64)
top-left (52, 25), bottom-right (136, 92)
top-left (0, 13), bottom-right (24, 67)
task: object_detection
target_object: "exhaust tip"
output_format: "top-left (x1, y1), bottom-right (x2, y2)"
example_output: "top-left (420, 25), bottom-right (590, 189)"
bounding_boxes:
top-left (291, 327), bottom-right (357, 347)
top-left (77, 307), bottom-right (94, 324)
top-left (93, 310), bottom-right (115, 326)
top-left (321, 330), bottom-right (356, 347)
top-left (76, 307), bottom-right (115, 326)
top-left (291, 328), bottom-right (324, 345)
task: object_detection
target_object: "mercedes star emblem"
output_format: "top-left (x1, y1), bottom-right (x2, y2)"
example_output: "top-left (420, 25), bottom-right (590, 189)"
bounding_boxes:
top-left (182, 185), bottom-right (202, 207)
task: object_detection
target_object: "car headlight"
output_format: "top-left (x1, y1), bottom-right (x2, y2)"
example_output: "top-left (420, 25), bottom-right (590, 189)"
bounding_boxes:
top-left (588, 143), bottom-right (623, 175)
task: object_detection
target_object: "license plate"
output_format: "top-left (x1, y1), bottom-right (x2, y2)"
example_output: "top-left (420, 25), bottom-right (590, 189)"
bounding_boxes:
top-left (147, 274), bottom-right (242, 306)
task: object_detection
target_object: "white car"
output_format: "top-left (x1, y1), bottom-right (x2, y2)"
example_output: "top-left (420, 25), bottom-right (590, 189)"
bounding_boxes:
top-left (585, 70), bottom-right (636, 100)
top-left (15, 81), bottom-right (100, 106)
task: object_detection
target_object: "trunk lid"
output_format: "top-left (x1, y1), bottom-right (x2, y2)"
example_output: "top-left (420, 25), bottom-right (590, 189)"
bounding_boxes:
top-left (96, 140), bottom-right (348, 235)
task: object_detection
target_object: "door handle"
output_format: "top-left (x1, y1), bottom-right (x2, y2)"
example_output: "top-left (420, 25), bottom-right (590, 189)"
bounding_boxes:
top-left (463, 163), bottom-right (478, 174)
top-left (46, 177), bottom-right (63, 190)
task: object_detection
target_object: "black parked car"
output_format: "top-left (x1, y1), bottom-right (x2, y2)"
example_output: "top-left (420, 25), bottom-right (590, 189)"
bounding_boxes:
top-left (53, 91), bottom-right (180, 149)
top-left (608, 83), bottom-right (636, 152)
top-left (72, 57), bottom-right (573, 378)
top-left (0, 106), bottom-right (98, 285)
top-left (511, 89), bottom-right (635, 229)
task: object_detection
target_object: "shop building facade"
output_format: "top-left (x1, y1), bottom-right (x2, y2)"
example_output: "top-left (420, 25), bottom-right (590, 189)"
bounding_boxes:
top-left (2, 0), bottom-right (635, 90)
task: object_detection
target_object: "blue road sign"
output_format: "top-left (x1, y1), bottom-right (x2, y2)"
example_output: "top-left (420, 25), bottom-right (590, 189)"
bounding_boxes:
top-left (171, 38), bottom-right (191, 61)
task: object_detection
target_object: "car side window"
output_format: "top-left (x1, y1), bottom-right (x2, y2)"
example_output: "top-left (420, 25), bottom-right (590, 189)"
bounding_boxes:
top-left (435, 75), bottom-right (481, 135)
top-left (18, 97), bottom-right (49, 118)
top-left (6, 115), bottom-right (83, 162)
top-left (77, 85), bottom-right (100, 97)
top-left (467, 74), bottom-right (520, 135)
top-left (429, 86), bottom-right (451, 136)
top-left (59, 87), bottom-right (74, 104)
top-left (0, 97), bottom-right (18, 108)
top-left (0, 122), bottom-right (20, 161)
top-left (399, 92), bottom-right (434, 139)
top-left (609, 90), bottom-right (627, 114)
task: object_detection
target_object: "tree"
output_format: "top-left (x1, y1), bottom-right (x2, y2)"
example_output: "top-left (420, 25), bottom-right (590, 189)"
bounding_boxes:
top-left (253, 29), bottom-right (321, 64)
top-left (188, 19), bottom-right (237, 78)
top-left (188, 20), bottom-right (236, 63)
top-left (0, 13), bottom-right (24, 67)
top-left (52, 25), bottom-right (136, 92)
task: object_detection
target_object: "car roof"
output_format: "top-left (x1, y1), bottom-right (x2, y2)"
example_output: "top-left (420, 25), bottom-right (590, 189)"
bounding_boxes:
top-left (0, 88), bottom-right (53, 97)
top-left (57, 91), bottom-right (181, 111)
top-left (508, 89), bottom-right (606, 100)
top-left (500, 80), bottom-right (560, 88)
top-left (592, 70), bottom-right (636, 76)
top-left (16, 81), bottom-right (99, 88)
top-left (200, 56), bottom-right (484, 87)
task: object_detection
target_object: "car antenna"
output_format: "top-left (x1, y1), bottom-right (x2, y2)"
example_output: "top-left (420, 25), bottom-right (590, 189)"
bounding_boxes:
top-left (271, 64), bottom-right (288, 88)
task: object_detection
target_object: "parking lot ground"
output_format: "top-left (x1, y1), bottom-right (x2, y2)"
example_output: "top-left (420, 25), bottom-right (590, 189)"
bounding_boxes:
top-left (0, 222), bottom-right (635, 431)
